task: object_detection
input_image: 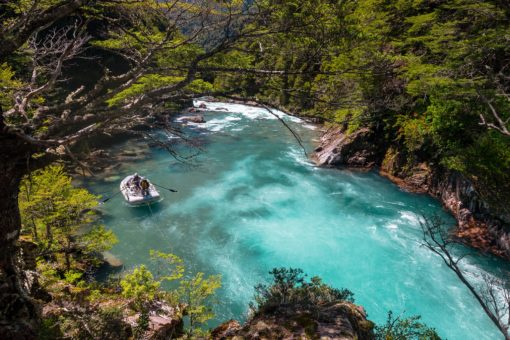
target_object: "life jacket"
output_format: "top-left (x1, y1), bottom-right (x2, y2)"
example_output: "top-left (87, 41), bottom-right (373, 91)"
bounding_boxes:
top-left (141, 180), bottom-right (149, 189)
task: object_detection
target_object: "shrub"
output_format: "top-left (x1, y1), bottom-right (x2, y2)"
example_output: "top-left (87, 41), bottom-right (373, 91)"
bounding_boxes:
top-left (251, 267), bottom-right (354, 314)
top-left (374, 311), bottom-right (441, 340)
top-left (120, 265), bottom-right (160, 309)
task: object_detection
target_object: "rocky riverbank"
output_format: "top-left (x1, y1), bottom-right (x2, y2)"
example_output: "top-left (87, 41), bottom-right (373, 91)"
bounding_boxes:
top-left (313, 126), bottom-right (510, 260)
top-left (211, 301), bottom-right (374, 339)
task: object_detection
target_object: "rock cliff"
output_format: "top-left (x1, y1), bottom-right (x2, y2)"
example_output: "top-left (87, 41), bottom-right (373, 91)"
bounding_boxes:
top-left (313, 127), bottom-right (385, 168)
top-left (212, 301), bottom-right (374, 340)
top-left (313, 127), bottom-right (510, 259)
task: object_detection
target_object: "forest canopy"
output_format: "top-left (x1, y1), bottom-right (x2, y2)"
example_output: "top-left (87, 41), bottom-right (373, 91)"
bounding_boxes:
top-left (3, 0), bottom-right (507, 209)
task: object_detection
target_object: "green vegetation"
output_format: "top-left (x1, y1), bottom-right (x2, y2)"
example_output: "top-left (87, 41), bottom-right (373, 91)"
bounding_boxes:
top-left (216, 0), bottom-right (510, 213)
top-left (2, 0), bottom-right (509, 338)
top-left (17, 163), bottom-right (438, 340)
top-left (19, 164), bottom-right (117, 272)
top-left (251, 267), bottom-right (354, 314)
top-left (251, 268), bottom-right (440, 339)
top-left (375, 311), bottom-right (441, 340)
top-left (18, 165), bottom-right (220, 338)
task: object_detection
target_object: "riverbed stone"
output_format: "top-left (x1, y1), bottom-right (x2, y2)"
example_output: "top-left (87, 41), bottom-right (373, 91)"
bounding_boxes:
top-left (102, 251), bottom-right (123, 268)
top-left (178, 115), bottom-right (206, 123)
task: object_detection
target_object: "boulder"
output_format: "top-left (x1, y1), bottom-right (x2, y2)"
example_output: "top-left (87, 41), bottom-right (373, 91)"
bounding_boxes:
top-left (124, 301), bottom-right (183, 339)
top-left (102, 251), bottom-right (123, 268)
top-left (212, 302), bottom-right (374, 340)
top-left (146, 314), bottom-right (182, 339)
top-left (178, 115), bottom-right (205, 123)
top-left (313, 127), bottom-right (383, 168)
top-left (210, 319), bottom-right (242, 339)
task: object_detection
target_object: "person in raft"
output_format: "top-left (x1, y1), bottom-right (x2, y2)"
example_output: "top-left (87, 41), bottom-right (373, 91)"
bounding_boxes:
top-left (140, 179), bottom-right (150, 196)
top-left (132, 173), bottom-right (141, 188)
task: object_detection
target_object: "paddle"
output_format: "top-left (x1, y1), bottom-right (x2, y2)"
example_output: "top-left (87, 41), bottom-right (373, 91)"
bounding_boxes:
top-left (152, 183), bottom-right (178, 192)
top-left (100, 190), bottom-right (122, 203)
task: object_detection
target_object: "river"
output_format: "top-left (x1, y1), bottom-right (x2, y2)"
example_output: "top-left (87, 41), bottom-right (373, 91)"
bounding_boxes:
top-left (84, 101), bottom-right (506, 339)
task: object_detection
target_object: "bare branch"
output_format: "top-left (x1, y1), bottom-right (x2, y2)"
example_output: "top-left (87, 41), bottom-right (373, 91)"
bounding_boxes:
top-left (421, 215), bottom-right (510, 339)
top-left (477, 89), bottom-right (510, 137)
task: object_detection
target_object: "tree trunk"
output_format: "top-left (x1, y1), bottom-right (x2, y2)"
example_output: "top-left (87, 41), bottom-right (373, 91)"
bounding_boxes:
top-left (0, 124), bottom-right (40, 338)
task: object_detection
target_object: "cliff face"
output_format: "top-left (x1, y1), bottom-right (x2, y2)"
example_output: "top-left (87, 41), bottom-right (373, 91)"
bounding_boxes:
top-left (313, 127), bottom-right (510, 259)
top-left (211, 301), bottom-right (374, 340)
top-left (313, 127), bottom-right (385, 169)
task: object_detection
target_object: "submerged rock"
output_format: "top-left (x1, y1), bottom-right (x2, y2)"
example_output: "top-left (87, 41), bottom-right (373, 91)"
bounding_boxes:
top-left (212, 302), bottom-right (374, 340)
top-left (104, 175), bottom-right (121, 182)
top-left (178, 115), bottom-right (206, 123)
top-left (102, 251), bottom-right (123, 268)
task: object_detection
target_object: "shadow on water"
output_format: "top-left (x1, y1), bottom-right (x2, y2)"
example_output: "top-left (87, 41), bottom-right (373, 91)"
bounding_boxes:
top-left (94, 260), bottom-right (124, 282)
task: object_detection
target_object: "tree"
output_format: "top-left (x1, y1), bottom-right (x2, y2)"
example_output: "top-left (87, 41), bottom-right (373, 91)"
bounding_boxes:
top-left (120, 250), bottom-right (221, 337)
top-left (0, 1), bottom-right (297, 335)
top-left (251, 267), bottom-right (354, 315)
top-left (176, 272), bottom-right (221, 337)
top-left (374, 311), bottom-right (441, 340)
top-left (421, 215), bottom-right (510, 340)
top-left (19, 164), bottom-right (117, 271)
top-left (120, 265), bottom-right (160, 309)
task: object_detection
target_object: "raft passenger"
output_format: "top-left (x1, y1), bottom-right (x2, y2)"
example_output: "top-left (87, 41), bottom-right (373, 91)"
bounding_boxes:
top-left (140, 179), bottom-right (150, 196)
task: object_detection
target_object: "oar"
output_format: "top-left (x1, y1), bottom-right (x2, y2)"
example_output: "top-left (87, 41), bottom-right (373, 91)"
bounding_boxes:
top-left (152, 183), bottom-right (178, 192)
top-left (100, 190), bottom-right (122, 203)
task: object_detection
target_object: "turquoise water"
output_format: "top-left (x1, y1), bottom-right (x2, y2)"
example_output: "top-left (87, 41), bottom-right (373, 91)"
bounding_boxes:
top-left (85, 102), bottom-right (506, 339)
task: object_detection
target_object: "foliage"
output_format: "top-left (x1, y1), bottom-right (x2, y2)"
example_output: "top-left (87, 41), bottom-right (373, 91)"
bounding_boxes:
top-left (18, 164), bottom-right (117, 271)
top-left (5, 1), bottom-right (510, 338)
top-left (120, 265), bottom-right (160, 307)
top-left (80, 226), bottom-right (118, 257)
top-left (133, 309), bottom-right (150, 339)
top-left (17, 164), bottom-right (220, 337)
top-left (149, 249), bottom-right (185, 282)
top-left (176, 272), bottom-right (222, 337)
top-left (38, 305), bottom-right (129, 340)
top-left (374, 311), bottom-right (441, 340)
top-left (120, 251), bottom-right (221, 336)
top-left (224, 0), bottom-right (510, 214)
top-left (0, 62), bottom-right (21, 109)
top-left (251, 267), bottom-right (354, 314)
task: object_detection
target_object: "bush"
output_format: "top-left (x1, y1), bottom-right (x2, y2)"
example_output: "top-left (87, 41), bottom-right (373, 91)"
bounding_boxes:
top-left (120, 265), bottom-right (160, 309)
top-left (374, 311), bottom-right (441, 340)
top-left (251, 268), bottom-right (354, 314)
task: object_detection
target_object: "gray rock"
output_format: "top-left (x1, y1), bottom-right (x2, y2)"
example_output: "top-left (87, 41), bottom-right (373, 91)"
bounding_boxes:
top-left (313, 127), bottom-right (383, 168)
top-left (102, 251), bottom-right (123, 268)
top-left (178, 115), bottom-right (205, 123)
top-left (212, 302), bottom-right (374, 340)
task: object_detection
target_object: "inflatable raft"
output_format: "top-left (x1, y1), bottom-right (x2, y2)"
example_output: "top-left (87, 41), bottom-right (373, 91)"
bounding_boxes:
top-left (120, 175), bottom-right (160, 206)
